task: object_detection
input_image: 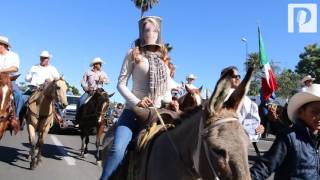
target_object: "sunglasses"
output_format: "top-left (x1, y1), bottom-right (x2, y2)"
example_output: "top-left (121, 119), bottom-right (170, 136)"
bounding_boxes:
top-left (231, 75), bottom-right (241, 79)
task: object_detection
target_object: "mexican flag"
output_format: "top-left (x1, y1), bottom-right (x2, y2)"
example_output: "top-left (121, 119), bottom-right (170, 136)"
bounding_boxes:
top-left (259, 27), bottom-right (277, 102)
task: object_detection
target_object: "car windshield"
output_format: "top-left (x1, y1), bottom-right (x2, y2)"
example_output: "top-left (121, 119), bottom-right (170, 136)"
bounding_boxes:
top-left (67, 96), bottom-right (80, 105)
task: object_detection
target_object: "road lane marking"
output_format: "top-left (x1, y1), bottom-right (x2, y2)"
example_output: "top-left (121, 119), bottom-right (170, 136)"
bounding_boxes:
top-left (50, 135), bottom-right (76, 166)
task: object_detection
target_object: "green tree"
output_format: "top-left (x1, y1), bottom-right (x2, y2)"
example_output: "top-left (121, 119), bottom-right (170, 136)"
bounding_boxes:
top-left (295, 43), bottom-right (320, 83)
top-left (244, 52), bottom-right (260, 96)
top-left (132, 0), bottom-right (159, 18)
top-left (65, 81), bottom-right (80, 96)
top-left (276, 69), bottom-right (301, 99)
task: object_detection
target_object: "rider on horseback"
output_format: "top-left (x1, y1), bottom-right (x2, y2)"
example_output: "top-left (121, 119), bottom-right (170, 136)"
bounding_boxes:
top-left (25, 50), bottom-right (60, 93)
top-left (75, 57), bottom-right (110, 126)
top-left (0, 35), bottom-right (24, 134)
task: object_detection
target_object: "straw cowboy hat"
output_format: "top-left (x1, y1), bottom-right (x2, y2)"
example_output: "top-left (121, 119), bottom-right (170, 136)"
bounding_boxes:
top-left (0, 36), bottom-right (11, 47)
top-left (40, 50), bottom-right (52, 58)
top-left (301, 75), bottom-right (315, 84)
top-left (287, 84), bottom-right (320, 121)
top-left (90, 57), bottom-right (104, 66)
top-left (186, 74), bottom-right (197, 80)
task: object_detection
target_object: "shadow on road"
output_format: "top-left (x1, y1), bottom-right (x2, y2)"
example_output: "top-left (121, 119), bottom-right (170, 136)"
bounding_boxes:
top-left (0, 145), bottom-right (30, 170)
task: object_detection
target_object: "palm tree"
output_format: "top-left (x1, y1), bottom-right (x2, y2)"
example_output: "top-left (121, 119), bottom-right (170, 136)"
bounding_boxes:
top-left (132, 0), bottom-right (159, 18)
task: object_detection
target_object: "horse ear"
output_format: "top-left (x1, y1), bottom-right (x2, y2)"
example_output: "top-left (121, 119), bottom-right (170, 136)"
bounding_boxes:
top-left (224, 67), bottom-right (253, 113)
top-left (10, 74), bottom-right (20, 81)
top-left (198, 86), bottom-right (203, 92)
top-left (207, 71), bottom-right (232, 116)
top-left (108, 92), bottom-right (115, 98)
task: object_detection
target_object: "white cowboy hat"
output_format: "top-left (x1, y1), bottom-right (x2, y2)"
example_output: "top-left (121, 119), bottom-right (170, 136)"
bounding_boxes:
top-left (301, 75), bottom-right (315, 84)
top-left (186, 74), bottom-right (197, 80)
top-left (287, 84), bottom-right (320, 121)
top-left (0, 36), bottom-right (11, 47)
top-left (90, 57), bottom-right (104, 66)
top-left (40, 50), bottom-right (52, 58)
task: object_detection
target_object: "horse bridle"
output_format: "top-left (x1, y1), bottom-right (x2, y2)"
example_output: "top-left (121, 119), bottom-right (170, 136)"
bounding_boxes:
top-left (151, 106), bottom-right (237, 180)
top-left (192, 115), bottom-right (238, 180)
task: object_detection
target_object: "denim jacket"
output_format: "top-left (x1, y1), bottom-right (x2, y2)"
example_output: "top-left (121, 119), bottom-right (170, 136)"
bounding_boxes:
top-left (250, 120), bottom-right (320, 180)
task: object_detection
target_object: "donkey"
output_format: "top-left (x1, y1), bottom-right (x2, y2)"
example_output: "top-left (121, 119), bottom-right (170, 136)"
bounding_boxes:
top-left (124, 67), bottom-right (254, 180)
top-left (77, 89), bottom-right (114, 165)
top-left (25, 79), bottom-right (68, 170)
top-left (0, 73), bottom-right (20, 139)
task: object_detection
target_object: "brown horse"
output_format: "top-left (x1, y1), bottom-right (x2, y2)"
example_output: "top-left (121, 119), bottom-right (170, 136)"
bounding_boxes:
top-left (178, 85), bottom-right (203, 112)
top-left (26, 79), bottom-right (68, 170)
top-left (0, 73), bottom-right (20, 139)
top-left (110, 67), bottom-right (253, 180)
top-left (77, 89), bottom-right (114, 166)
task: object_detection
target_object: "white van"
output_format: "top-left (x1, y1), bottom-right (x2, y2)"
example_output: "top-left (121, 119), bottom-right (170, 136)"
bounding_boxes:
top-left (60, 94), bottom-right (80, 129)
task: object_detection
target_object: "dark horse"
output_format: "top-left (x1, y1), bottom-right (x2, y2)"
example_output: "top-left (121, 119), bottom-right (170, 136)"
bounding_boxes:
top-left (77, 88), bottom-right (114, 165)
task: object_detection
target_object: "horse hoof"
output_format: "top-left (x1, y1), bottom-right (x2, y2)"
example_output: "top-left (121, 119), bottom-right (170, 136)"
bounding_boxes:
top-left (30, 162), bottom-right (36, 170)
top-left (96, 160), bottom-right (102, 167)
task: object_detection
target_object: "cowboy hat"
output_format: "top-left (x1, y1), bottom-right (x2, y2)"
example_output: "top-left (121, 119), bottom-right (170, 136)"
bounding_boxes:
top-left (287, 84), bottom-right (320, 121)
top-left (0, 36), bottom-right (11, 47)
top-left (301, 75), bottom-right (315, 84)
top-left (40, 50), bottom-right (52, 58)
top-left (90, 57), bottom-right (104, 66)
top-left (186, 74), bottom-right (197, 80)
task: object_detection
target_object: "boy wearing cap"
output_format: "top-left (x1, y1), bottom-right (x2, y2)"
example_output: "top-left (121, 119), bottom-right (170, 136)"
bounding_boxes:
top-left (250, 84), bottom-right (320, 180)
top-left (0, 35), bottom-right (23, 133)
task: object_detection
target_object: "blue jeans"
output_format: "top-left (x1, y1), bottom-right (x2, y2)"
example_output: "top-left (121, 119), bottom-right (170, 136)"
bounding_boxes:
top-left (79, 92), bottom-right (90, 107)
top-left (12, 82), bottom-right (27, 118)
top-left (100, 109), bottom-right (140, 180)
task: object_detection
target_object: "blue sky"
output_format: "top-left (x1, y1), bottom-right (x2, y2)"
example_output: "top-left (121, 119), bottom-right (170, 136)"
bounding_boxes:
top-left (2, 0), bottom-right (319, 102)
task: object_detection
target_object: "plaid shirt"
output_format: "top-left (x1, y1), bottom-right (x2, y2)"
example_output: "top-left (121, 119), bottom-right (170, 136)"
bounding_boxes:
top-left (81, 68), bottom-right (109, 91)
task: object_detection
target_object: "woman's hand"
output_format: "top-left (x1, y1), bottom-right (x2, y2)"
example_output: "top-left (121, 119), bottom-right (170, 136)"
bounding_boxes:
top-left (137, 97), bottom-right (152, 108)
top-left (255, 124), bottom-right (265, 135)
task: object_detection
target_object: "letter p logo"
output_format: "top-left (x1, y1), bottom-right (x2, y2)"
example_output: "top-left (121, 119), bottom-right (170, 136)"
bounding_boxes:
top-left (288, 4), bottom-right (317, 33)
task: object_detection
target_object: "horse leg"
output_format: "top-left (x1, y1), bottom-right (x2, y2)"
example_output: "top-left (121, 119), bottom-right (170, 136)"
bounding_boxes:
top-left (27, 124), bottom-right (37, 170)
top-left (80, 130), bottom-right (85, 157)
top-left (96, 123), bottom-right (105, 166)
top-left (84, 133), bottom-right (89, 156)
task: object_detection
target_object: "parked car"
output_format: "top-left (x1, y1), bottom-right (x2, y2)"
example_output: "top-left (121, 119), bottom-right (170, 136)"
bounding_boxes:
top-left (50, 94), bottom-right (80, 133)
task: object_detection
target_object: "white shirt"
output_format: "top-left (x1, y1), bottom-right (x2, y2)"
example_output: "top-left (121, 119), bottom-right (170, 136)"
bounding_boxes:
top-left (25, 64), bottom-right (60, 87)
top-left (0, 51), bottom-right (20, 75)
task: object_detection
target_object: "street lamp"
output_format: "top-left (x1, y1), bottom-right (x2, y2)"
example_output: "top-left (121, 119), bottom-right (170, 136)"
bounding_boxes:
top-left (241, 37), bottom-right (248, 61)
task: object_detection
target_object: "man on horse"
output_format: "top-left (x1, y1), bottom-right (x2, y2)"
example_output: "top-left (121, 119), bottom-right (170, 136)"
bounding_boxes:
top-left (184, 73), bottom-right (198, 90)
top-left (0, 35), bottom-right (24, 133)
top-left (25, 50), bottom-right (60, 92)
top-left (78, 57), bottom-right (110, 109)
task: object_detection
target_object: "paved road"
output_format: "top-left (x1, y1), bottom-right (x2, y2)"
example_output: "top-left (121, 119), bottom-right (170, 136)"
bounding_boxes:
top-left (0, 129), bottom-right (101, 180)
top-left (0, 128), bottom-right (276, 180)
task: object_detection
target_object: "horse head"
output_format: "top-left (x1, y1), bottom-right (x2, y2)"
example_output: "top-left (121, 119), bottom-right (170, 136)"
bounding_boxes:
top-left (178, 85), bottom-right (203, 111)
top-left (0, 73), bottom-right (14, 119)
top-left (200, 67), bottom-right (253, 180)
top-left (48, 78), bottom-right (68, 108)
